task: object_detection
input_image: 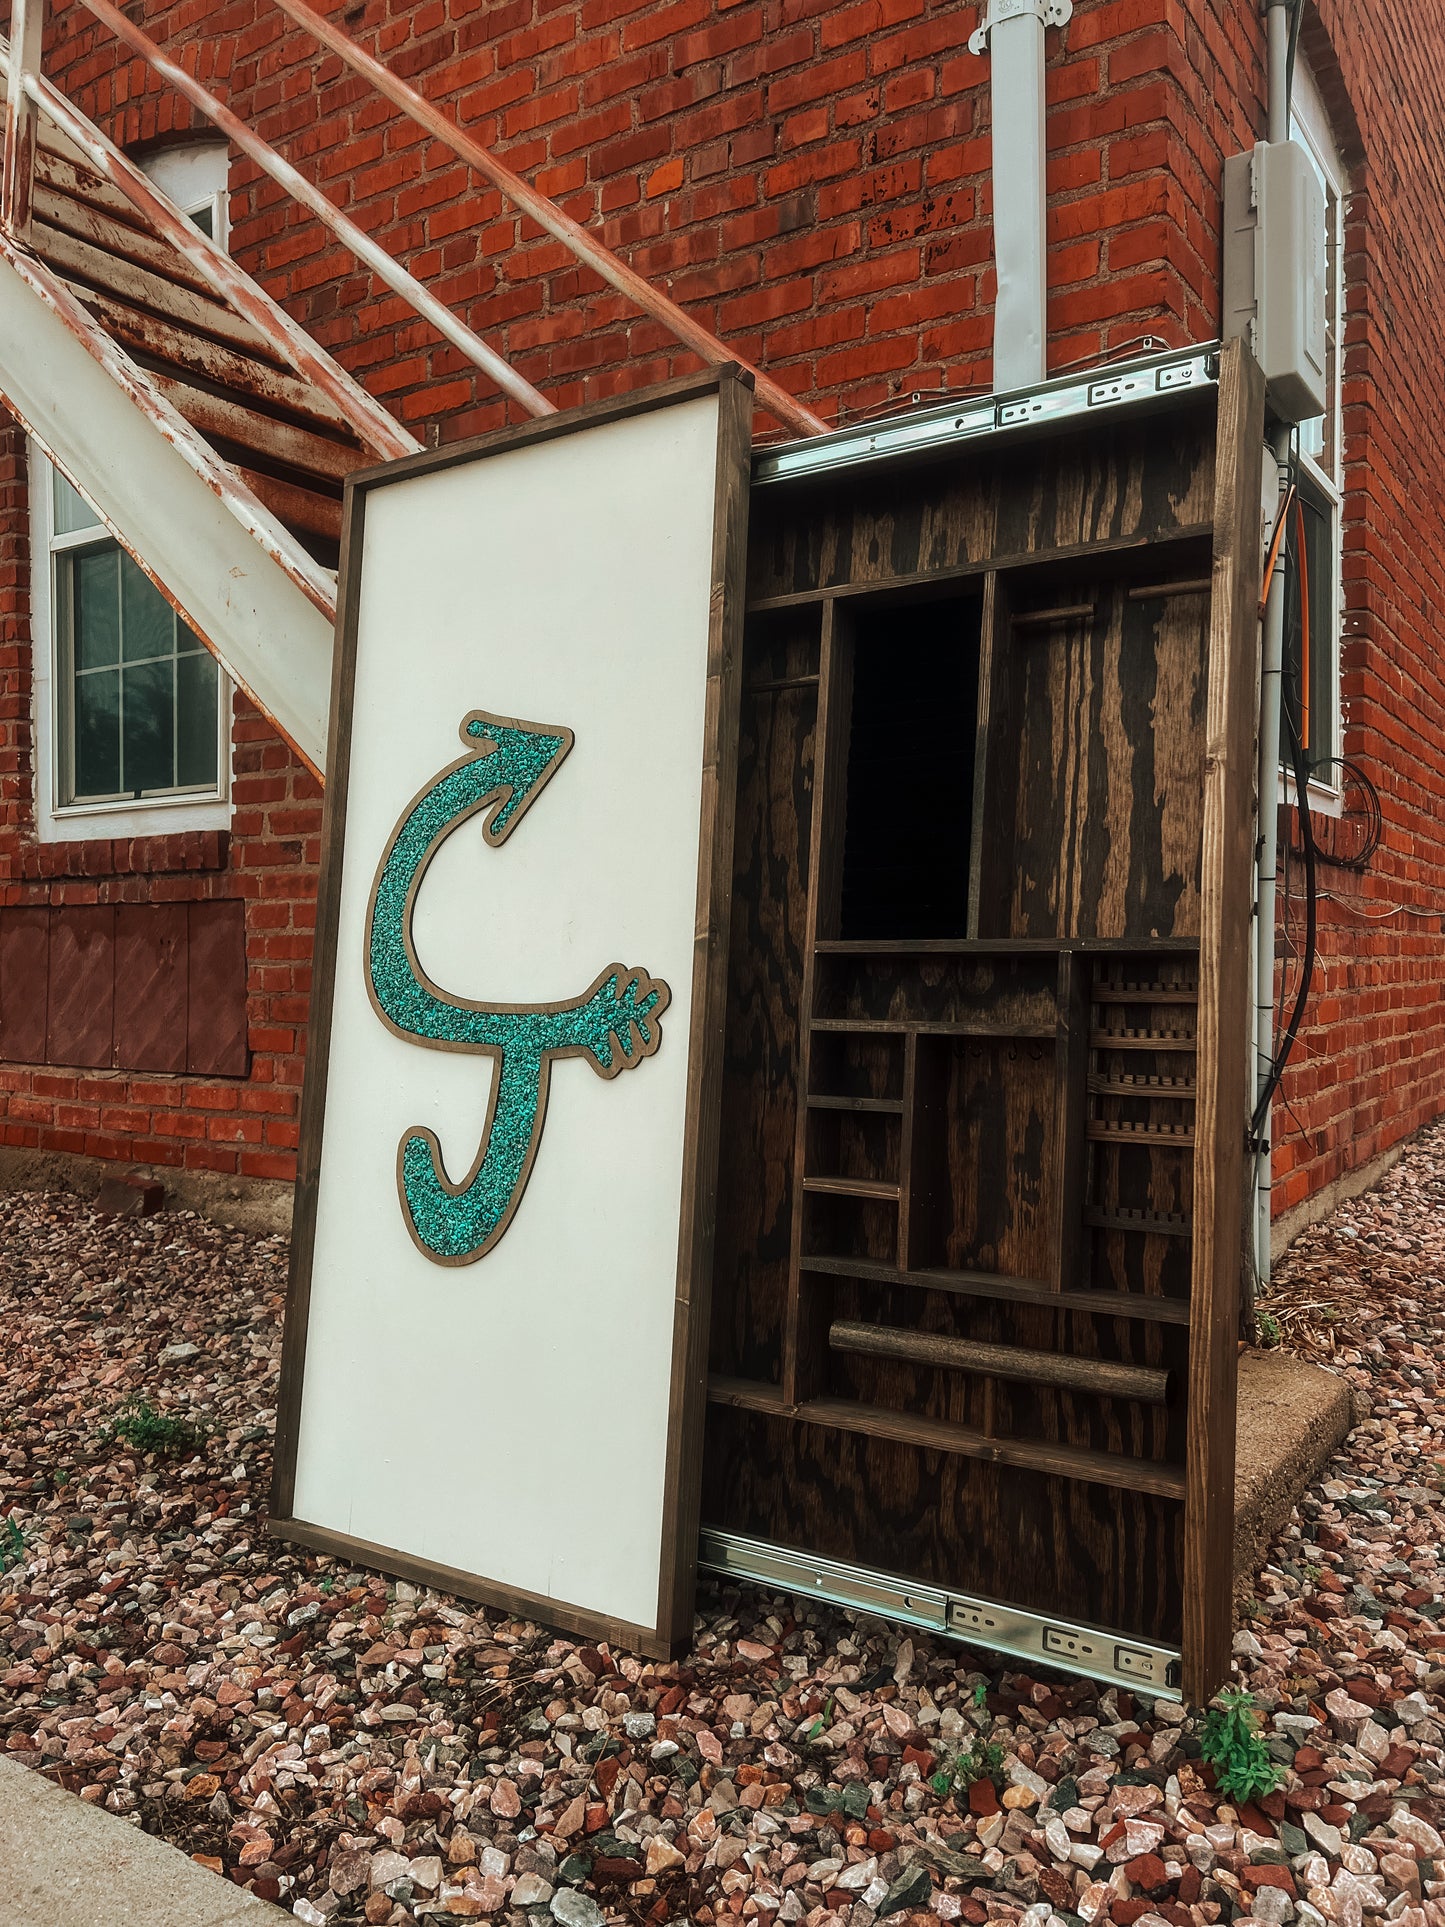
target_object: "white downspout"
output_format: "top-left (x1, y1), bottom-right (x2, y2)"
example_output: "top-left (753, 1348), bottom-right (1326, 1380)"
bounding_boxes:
top-left (970, 0), bottom-right (1073, 391)
top-left (1252, 0), bottom-right (1295, 1291)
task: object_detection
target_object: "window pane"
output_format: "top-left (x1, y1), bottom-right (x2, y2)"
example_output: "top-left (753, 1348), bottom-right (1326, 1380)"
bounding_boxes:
top-left (52, 470), bottom-right (102, 536)
top-left (177, 649), bottom-right (219, 789)
top-left (74, 668), bottom-right (121, 798)
top-left (72, 548), bottom-right (121, 670)
top-left (122, 658), bottom-right (176, 795)
top-left (189, 200), bottom-right (215, 238)
top-left (1281, 483), bottom-right (1335, 774)
top-left (120, 560), bottom-right (175, 663)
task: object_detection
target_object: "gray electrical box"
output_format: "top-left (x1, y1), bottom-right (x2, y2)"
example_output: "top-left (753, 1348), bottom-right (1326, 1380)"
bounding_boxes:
top-left (1224, 139), bottom-right (1327, 425)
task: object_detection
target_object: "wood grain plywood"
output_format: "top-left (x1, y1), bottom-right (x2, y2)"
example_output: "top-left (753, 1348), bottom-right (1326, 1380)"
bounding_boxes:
top-left (186, 900), bottom-right (249, 1077)
top-left (46, 906), bottom-right (114, 1069)
top-left (0, 908), bottom-right (51, 1065)
top-left (113, 903), bottom-right (187, 1074)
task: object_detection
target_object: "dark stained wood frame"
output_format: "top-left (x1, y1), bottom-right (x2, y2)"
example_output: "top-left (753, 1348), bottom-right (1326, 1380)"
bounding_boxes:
top-left (1182, 340), bottom-right (1266, 1701)
top-left (270, 366), bottom-right (755, 1657)
top-left (702, 344), bottom-right (1264, 1701)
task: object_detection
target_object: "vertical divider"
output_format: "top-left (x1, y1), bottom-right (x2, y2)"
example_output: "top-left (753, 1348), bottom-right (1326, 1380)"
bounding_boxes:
top-left (897, 1031), bottom-right (919, 1270)
top-left (1051, 949), bottom-right (1091, 1296)
top-left (967, 570), bottom-right (1009, 939)
top-left (783, 598), bottom-right (851, 1405)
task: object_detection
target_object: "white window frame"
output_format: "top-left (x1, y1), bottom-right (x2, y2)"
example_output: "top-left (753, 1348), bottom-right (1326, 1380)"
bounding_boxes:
top-left (1282, 58), bottom-right (1348, 813)
top-left (30, 142), bottom-right (234, 843)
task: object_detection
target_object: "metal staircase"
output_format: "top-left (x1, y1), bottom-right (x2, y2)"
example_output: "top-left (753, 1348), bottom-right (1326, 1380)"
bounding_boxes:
top-left (0, 0), bottom-right (826, 781)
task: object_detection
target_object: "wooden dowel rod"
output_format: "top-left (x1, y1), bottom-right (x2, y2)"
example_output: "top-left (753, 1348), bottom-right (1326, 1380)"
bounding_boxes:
top-left (828, 1318), bottom-right (1170, 1404)
top-left (1011, 603), bottom-right (1096, 629)
top-left (1127, 579), bottom-right (1213, 600)
top-left (745, 674), bottom-right (821, 694)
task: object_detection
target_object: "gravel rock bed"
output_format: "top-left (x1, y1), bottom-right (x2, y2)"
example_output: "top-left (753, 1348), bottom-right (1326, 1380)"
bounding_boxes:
top-left (3, 1123), bottom-right (1445, 1927)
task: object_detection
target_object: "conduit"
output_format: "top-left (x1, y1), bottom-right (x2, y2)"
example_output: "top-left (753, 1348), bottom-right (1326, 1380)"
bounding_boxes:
top-left (970, 0), bottom-right (1073, 392)
top-left (1252, 0), bottom-right (1297, 1289)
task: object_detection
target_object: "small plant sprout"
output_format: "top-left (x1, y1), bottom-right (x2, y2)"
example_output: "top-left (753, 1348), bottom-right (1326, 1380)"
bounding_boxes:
top-left (105, 1397), bottom-right (203, 1459)
top-left (1255, 1308), bottom-right (1283, 1348)
top-left (1198, 1688), bottom-right (1283, 1804)
top-left (0, 1515), bottom-right (24, 1574)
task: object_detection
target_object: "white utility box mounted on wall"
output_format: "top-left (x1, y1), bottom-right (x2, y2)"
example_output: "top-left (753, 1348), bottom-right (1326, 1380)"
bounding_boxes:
top-left (1224, 140), bottom-right (1327, 425)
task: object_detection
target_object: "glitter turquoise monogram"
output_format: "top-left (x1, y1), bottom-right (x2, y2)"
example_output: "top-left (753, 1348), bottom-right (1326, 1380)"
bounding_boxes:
top-left (365, 711), bottom-right (670, 1264)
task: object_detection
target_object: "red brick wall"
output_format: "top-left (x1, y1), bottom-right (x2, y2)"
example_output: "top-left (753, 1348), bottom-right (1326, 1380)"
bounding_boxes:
top-left (0, 418), bottom-right (317, 1186)
top-left (2, 0), bottom-right (1442, 1215)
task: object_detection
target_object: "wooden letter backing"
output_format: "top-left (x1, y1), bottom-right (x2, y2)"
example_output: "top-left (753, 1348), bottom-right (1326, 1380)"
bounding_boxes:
top-left (271, 369), bottom-right (754, 1656)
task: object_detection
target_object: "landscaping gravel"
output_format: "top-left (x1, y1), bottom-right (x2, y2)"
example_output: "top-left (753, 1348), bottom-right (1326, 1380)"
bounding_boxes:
top-left (3, 1120), bottom-right (1445, 1927)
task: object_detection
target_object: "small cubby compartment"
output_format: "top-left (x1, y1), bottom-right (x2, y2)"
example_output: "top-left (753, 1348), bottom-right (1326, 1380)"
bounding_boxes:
top-left (812, 946), bottom-right (1057, 1033)
top-left (974, 552), bottom-right (1214, 944)
top-left (801, 1188), bottom-right (899, 1265)
top-left (837, 594), bottom-right (982, 942)
top-left (1082, 946), bottom-right (1199, 1304)
top-left (805, 1105), bottom-right (901, 1192)
top-left (904, 1033), bottom-right (1060, 1281)
top-left (807, 1027), bottom-right (905, 1104)
top-left (742, 601), bottom-right (823, 692)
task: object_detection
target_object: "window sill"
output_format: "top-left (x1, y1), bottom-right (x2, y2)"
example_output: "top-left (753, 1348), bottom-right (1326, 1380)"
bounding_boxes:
top-left (1277, 769), bottom-right (1344, 820)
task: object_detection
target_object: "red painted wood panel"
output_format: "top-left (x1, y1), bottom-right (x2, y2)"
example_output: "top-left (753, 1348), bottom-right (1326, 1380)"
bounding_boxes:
top-left (0, 908), bottom-right (51, 1064)
top-left (47, 906), bottom-right (116, 1069)
top-left (113, 903), bottom-right (187, 1074)
top-left (187, 900), bottom-right (249, 1077)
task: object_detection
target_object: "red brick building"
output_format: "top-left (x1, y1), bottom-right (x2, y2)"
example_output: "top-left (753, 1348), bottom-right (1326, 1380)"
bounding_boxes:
top-left (0, 0), bottom-right (1439, 1243)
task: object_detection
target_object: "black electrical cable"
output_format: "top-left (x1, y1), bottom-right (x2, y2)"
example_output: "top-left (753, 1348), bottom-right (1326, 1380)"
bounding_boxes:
top-left (1250, 477), bottom-right (1320, 1146)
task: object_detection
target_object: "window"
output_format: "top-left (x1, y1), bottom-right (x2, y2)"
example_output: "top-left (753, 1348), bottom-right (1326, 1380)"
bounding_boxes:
top-left (50, 473), bottom-right (222, 804)
top-left (31, 141), bottom-right (232, 840)
top-left (137, 140), bottom-right (229, 246)
top-left (1283, 60), bottom-right (1347, 784)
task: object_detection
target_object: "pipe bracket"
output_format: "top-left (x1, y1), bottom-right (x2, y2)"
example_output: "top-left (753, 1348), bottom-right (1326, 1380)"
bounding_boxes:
top-left (969, 0), bottom-right (1072, 55)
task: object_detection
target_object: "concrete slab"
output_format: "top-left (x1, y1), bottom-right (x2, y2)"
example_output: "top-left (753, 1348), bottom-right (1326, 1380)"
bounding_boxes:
top-left (0, 1755), bottom-right (288, 1927)
top-left (1234, 1346), bottom-right (1356, 1606)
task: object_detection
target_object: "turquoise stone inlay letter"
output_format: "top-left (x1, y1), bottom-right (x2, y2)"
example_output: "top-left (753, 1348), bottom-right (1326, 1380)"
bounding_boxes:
top-left (365, 711), bottom-right (670, 1264)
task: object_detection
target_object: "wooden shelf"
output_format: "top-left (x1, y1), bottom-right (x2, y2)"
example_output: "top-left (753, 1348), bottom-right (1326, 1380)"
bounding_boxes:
top-left (1091, 1030), bottom-right (1197, 1053)
top-left (802, 1175), bottom-right (901, 1201)
top-left (814, 1017), bottom-right (1055, 1039)
top-left (705, 1378), bottom-right (1185, 1498)
top-left (742, 521), bottom-right (1219, 616)
top-left (806, 1093), bottom-right (905, 1114)
top-left (718, 1389), bottom-right (1185, 1500)
top-left (798, 1253), bottom-right (1192, 1326)
top-left (1092, 987), bottom-right (1198, 1005)
top-left (1087, 1122), bottom-right (1196, 1147)
top-left (1088, 1074), bottom-right (1197, 1097)
top-left (813, 937), bottom-right (1201, 956)
top-left (1085, 1207), bottom-right (1193, 1241)
top-left (708, 1376), bottom-right (787, 1414)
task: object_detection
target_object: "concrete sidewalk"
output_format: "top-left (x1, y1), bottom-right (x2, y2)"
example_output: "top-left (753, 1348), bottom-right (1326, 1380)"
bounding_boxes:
top-left (0, 1754), bottom-right (288, 1927)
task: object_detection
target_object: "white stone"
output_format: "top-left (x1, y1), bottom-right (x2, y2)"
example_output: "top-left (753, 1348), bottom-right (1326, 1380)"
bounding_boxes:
top-left (1305, 1813), bottom-right (1345, 1858)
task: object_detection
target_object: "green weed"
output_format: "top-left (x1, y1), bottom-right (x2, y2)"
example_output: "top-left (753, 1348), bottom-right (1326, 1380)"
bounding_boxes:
top-left (1254, 1310), bottom-right (1282, 1348)
top-left (105, 1398), bottom-right (202, 1459)
top-left (1199, 1689), bottom-right (1282, 1805)
top-left (0, 1515), bottom-right (24, 1574)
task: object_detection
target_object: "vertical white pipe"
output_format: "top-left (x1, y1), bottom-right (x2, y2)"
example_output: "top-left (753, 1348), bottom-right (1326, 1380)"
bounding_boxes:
top-left (990, 8), bottom-right (1049, 392)
top-left (1254, 429), bottom-right (1290, 1284)
top-left (1252, 1), bottom-right (1294, 1290)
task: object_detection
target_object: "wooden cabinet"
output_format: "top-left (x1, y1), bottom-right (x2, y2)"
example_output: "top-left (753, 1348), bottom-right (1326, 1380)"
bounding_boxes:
top-left (702, 344), bottom-right (1265, 1701)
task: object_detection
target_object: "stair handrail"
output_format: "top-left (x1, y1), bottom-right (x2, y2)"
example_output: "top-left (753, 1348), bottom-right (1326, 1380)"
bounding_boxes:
top-left (55, 0), bottom-right (557, 424)
top-left (0, 23), bottom-right (420, 463)
top-left (269, 0), bottom-right (829, 439)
